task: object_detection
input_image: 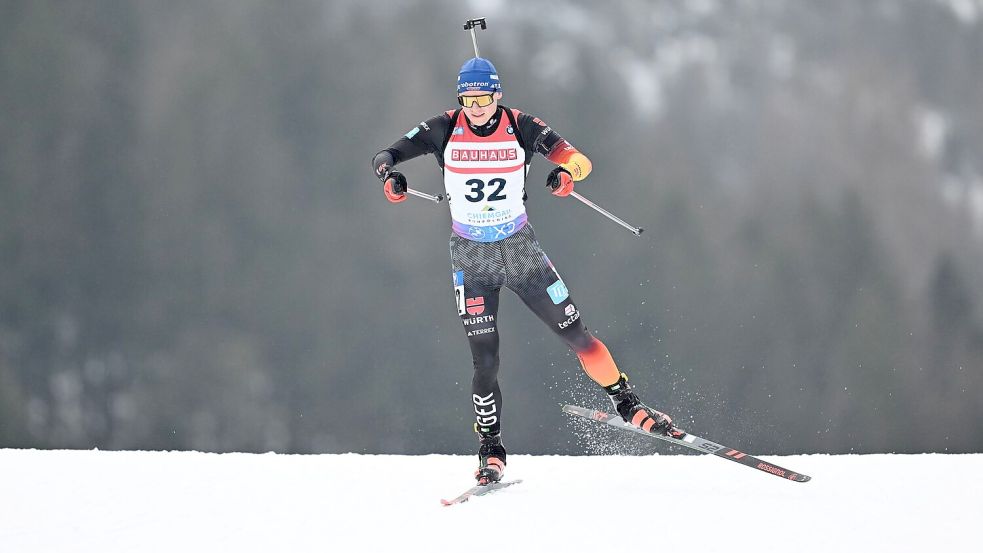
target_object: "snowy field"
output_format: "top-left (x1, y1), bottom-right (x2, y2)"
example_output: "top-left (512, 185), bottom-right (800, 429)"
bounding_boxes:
top-left (1, 450), bottom-right (980, 552)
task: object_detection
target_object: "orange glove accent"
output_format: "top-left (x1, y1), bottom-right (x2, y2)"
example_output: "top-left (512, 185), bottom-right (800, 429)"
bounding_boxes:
top-left (384, 177), bottom-right (406, 203)
top-left (380, 169), bottom-right (407, 203)
top-left (547, 167), bottom-right (575, 197)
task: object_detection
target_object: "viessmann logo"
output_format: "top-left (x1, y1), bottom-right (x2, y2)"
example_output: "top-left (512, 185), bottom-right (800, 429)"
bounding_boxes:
top-left (450, 149), bottom-right (518, 162)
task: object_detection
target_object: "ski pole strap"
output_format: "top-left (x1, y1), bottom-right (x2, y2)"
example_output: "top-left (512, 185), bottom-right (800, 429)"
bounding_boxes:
top-left (568, 190), bottom-right (643, 236)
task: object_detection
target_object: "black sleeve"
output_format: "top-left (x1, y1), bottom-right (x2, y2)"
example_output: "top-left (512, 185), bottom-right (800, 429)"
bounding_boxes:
top-left (515, 112), bottom-right (565, 160)
top-left (371, 113), bottom-right (453, 179)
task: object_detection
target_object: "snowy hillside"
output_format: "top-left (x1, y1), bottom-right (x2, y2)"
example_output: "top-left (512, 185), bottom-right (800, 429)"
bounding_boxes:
top-left (1, 450), bottom-right (980, 552)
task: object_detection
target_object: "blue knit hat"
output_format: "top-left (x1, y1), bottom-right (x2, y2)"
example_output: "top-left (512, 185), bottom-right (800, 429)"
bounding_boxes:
top-left (457, 57), bottom-right (502, 94)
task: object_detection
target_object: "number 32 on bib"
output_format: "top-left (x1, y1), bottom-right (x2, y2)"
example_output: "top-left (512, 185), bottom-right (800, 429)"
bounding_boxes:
top-left (443, 113), bottom-right (528, 242)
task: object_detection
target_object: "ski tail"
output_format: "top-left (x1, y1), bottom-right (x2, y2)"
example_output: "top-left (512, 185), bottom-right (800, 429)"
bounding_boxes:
top-left (563, 404), bottom-right (811, 483)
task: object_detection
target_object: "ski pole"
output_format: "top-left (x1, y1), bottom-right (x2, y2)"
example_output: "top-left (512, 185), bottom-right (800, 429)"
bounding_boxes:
top-left (463, 18), bottom-right (487, 58)
top-left (406, 187), bottom-right (446, 203)
top-left (568, 190), bottom-right (644, 236)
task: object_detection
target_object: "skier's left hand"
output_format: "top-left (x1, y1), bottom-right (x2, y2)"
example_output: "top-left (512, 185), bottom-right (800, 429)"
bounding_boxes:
top-left (546, 167), bottom-right (574, 197)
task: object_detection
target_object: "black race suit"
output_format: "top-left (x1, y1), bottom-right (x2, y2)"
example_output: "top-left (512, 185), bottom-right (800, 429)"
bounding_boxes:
top-left (373, 106), bottom-right (617, 436)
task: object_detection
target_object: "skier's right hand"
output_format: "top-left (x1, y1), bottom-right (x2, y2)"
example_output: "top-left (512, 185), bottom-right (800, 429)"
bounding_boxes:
top-left (381, 169), bottom-right (408, 203)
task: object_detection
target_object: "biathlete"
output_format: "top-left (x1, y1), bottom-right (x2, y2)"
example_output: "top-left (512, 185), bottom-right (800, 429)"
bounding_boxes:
top-left (372, 57), bottom-right (677, 484)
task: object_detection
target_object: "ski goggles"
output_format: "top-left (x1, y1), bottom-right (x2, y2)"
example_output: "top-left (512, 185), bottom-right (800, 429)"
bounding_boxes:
top-left (457, 94), bottom-right (495, 108)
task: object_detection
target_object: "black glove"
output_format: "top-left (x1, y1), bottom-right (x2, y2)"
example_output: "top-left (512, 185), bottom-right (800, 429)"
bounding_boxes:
top-left (385, 170), bottom-right (407, 194)
top-left (382, 170), bottom-right (407, 202)
top-left (546, 167), bottom-right (574, 196)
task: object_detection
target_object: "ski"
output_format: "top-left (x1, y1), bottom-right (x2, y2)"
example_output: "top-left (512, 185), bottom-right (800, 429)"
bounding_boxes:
top-left (440, 479), bottom-right (523, 506)
top-left (563, 404), bottom-right (811, 483)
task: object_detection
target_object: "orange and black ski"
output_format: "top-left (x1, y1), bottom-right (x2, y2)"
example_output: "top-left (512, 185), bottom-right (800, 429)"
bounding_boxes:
top-left (563, 404), bottom-right (811, 483)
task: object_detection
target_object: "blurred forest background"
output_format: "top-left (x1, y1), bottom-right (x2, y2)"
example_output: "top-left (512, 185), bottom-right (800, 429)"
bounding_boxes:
top-left (1, 0), bottom-right (982, 456)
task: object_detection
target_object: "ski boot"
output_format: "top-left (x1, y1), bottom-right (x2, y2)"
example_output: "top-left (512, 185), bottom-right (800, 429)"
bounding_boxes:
top-left (604, 373), bottom-right (682, 438)
top-left (474, 432), bottom-right (507, 485)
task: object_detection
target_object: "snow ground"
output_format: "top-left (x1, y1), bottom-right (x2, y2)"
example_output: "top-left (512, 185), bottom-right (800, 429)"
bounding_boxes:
top-left (0, 450), bottom-right (979, 552)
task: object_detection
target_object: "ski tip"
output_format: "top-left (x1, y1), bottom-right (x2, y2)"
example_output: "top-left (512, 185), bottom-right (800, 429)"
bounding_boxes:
top-left (440, 499), bottom-right (453, 506)
top-left (793, 474), bottom-right (812, 483)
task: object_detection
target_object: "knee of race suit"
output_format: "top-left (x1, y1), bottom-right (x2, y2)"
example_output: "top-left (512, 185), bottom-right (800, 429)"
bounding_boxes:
top-left (469, 335), bottom-right (500, 381)
top-left (471, 356), bottom-right (500, 391)
top-left (557, 315), bottom-right (593, 351)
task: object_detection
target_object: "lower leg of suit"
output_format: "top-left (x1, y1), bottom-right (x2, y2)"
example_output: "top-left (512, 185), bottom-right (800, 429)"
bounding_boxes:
top-left (463, 292), bottom-right (503, 435)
